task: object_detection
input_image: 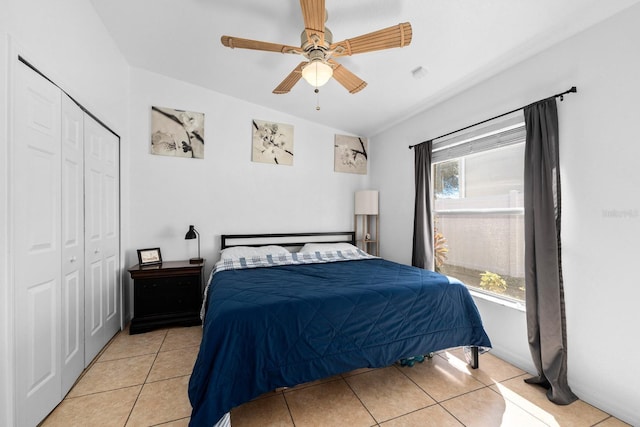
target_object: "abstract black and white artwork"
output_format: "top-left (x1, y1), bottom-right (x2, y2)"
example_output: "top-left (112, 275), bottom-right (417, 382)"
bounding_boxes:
top-left (251, 119), bottom-right (294, 165)
top-left (334, 134), bottom-right (368, 174)
top-left (151, 106), bottom-right (205, 159)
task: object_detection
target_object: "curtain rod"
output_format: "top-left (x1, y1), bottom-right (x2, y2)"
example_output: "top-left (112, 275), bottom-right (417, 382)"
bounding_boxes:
top-left (408, 86), bottom-right (577, 150)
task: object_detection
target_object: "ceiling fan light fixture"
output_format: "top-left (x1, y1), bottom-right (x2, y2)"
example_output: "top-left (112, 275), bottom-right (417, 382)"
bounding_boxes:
top-left (302, 59), bottom-right (333, 87)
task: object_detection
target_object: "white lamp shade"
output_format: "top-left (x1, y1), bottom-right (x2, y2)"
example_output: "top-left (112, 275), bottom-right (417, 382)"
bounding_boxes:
top-left (302, 60), bottom-right (333, 87)
top-left (355, 190), bottom-right (379, 215)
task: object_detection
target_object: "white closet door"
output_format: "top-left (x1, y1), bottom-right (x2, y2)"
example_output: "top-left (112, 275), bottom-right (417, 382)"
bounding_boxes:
top-left (60, 94), bottom-right (85, 394)
top-left (84, 115), bottom-right (120, 365)
top-left (101, 122), bottom-right (121, 340)
top-left (14, 61), bottom-right (62, 427)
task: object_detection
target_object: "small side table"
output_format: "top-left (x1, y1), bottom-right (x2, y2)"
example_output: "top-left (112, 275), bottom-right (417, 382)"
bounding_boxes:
top-left (128, 260), bottom-right (204, 334)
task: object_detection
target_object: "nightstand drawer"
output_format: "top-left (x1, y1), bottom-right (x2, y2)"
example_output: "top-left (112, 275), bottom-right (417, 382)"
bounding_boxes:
top-left (134, 276), bottom-right (201, 316)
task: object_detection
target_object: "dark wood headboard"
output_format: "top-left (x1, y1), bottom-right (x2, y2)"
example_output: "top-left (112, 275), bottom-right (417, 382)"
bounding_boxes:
top-left (221, 231), bottom-right (356, 250)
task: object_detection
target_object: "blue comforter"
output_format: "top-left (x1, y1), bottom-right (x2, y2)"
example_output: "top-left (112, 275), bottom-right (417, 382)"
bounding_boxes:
top-left (188, 257), bottom-right (491, 426)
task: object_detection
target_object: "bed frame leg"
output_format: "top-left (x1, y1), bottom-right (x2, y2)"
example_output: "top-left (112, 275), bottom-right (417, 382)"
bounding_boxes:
top-left (470, 346), bottom-right (479, 369)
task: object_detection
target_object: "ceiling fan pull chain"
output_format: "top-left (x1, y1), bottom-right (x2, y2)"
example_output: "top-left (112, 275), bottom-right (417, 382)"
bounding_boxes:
top-left (315, 87), bottom-right (321, 111)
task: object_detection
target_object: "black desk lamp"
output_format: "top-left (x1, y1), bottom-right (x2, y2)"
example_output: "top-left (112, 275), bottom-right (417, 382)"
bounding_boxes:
top-left (185, 225), bottom-right (203, 264)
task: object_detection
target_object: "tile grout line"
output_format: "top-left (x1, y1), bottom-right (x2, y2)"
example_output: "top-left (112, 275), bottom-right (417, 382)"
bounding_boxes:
top-left (392, 362), bottom-right (439, 404)
top-left (281, 375), bottom-right (344, 394)
top-left (485, 375), bottom-right (611, 427)
top-left (390, 362), bottom-right (470, 426)
top-left (149, 415), bottom-right (191, 427)
top-left (482, 384), bottom-right (546, 424)
top-left (437, 402), bottom-right (468, 427)
top-left (391, 358), bottom-right (487, 426)
top-left (94, 351), bottom-right (159, 364)
top-left (280, 390), bottom-right (297, 427)
top-left (342, 376), bottom-right (380, 426)
top-left (393, 357), bottom-right (614, 427)
top-left (123, 328), bottom-right (169, 427)
top-left (61, 328), bottom-right (155, 403)
top-left (591, 415), bottom-right (621, 427)
top-left (65, 327), bottom-right (123, 392)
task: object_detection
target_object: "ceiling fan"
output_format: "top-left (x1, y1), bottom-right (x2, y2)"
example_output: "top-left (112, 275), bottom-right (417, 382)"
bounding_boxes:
top-left (221, 0), bottom-right (412, 95)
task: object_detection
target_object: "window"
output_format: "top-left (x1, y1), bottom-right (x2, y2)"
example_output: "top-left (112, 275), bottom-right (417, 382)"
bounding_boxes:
top-left (432, 113), bottom-right (526, 303)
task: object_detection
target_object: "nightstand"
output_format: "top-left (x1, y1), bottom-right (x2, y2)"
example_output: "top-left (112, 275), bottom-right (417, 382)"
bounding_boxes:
top-left (128, 260), bottom-right (204, 334)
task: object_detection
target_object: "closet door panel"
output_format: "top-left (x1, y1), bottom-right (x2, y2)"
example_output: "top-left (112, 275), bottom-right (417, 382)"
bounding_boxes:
top-left (103, 130), bottom-right (120, 336)
top-left (26, 151), bottom-right (58, 249)
top-left (24, 280), bottom-right (58, 400)
top-left (84, 217), bottom-right (104, 363)
top-left (84, 116), bottom-right (120, 365)
top-left (86, 261), bottom-right (104, 332)
top-left (61, 94), bottom-right (85, 394)
top-left (14, 60), bottom-right (62, 427)
top-left (84, 120), bottom-right (104, 364)
top-left (105, 254), bottom-right (118, 320)
top-left (61, 271), bottom-right (82, 374)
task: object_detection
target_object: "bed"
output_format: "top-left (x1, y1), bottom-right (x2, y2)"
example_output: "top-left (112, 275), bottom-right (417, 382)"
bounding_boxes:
top-left (188, 232), bottom-right (491, 427)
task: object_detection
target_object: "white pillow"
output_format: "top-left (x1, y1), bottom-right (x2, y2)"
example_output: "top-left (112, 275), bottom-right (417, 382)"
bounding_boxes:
top-left (298, 243), bottom-right (359, 253)
top-left (220, 245), bottom-right (289, 260)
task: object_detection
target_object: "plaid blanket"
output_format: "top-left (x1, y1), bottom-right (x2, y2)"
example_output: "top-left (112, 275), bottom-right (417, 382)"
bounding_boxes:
top-left (213, 248), bottom-right (377, 274)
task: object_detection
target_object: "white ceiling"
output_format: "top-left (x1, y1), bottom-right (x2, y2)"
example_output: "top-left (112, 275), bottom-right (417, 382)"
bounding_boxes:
top-left (89, 0), bottom-right (639, 137)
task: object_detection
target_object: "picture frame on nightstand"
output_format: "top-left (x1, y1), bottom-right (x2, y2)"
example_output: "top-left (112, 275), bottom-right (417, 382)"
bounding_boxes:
top-left (137, 247), bottom-right (162, 266)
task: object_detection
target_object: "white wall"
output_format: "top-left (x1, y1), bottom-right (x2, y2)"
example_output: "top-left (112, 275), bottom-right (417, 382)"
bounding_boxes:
top-left (2, 0), bottom-right (129, 131)
top-left (370, 4), bottom-right (640, 425)
top-left (0, 31), bottom-right (13, 427)
top-left (127, 67), bottom-right (367, 317)
top-left (0, 1), bottom-right (130, 425)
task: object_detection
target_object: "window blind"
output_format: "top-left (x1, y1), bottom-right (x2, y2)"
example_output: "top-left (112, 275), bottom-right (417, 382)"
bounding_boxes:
top-left (432, 111), bottom-right (525, 163)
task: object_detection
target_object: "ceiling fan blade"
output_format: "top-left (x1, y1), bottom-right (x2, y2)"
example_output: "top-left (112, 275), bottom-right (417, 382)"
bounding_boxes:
top-left (299, 0), bottom-right (326, 47)
top-left (329, 60), bottom-right (367, 94)
top-left (221, 35), bottom-right (300, 54)
top-left (330, 22), bottom-right (412, 57)
top-left (273, 62), bottom-right (307, 94)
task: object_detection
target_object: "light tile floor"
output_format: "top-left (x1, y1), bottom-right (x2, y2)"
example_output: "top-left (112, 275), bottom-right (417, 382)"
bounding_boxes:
top-left (41, 325), bottom-right (631, 427)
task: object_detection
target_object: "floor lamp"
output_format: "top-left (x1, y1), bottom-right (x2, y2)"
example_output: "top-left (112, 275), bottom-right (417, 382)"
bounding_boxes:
top-left (355, 190), bottom-right (379, 255)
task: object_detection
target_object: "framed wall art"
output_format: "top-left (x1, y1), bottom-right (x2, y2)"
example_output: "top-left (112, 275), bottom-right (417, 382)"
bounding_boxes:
top-left (151, 106), bottom-right (205, 159)
top-left (251, 119), bottom-right (294, 165)
top-left (334, 134), bottom-right (368, 174)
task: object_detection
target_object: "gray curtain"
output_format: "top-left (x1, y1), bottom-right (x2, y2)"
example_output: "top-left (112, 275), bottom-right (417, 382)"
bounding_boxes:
top-left (412, 141), bottom-right (434, 269)
top-left (523, 98), bottom-right (577, 405)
